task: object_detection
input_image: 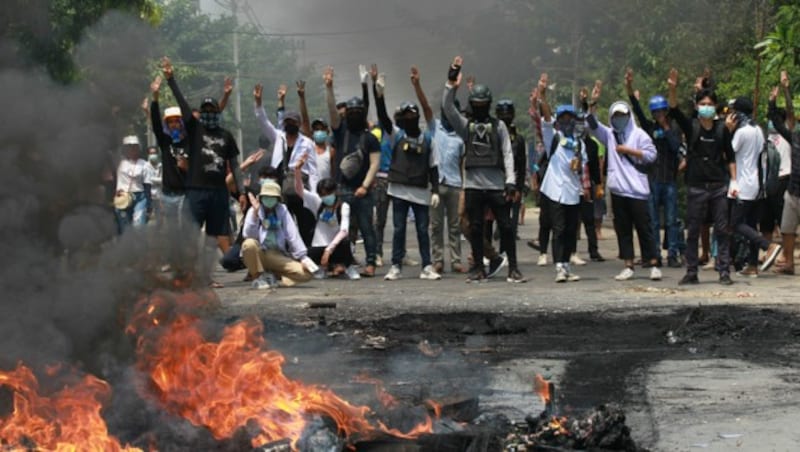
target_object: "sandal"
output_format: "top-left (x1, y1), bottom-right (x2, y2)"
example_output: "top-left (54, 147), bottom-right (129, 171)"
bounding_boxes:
top-left (360, 265), bottom-right (376, 277)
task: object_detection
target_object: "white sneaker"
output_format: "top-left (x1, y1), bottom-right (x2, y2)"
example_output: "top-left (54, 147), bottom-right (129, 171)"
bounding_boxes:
top-left (402, 256), bottom-right (419, 267)
top-left (614, 267), bottom-right (635, 281)
top-left (537, 254), bottom-right (548, 266)
top-left (345, 265), bottom-right (361, 280)
top-left (312, 268), bottom-right (327, 280)
top-left (701, 260), bottom-right (715, 271)
top-left (482, 256), bottom-right (490, 266)
top-left (570, 253), bottom-right (587, 266)
top-left (567, 271), bottom-right (581, 282)
top-left (650, 266), bottom-right (662, 281)
top-left (384, 265), bottom-right (402, 281)
top-left (375, 255), bottom-right (384, 267)
top-left (419, 265), bottom-right (442, 280)
top-left (555, 266), bottom-right (567, 283)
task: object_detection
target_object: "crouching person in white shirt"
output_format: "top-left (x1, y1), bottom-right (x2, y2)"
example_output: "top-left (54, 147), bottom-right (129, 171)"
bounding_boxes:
top-left (242, 180), bottom-right (316, 289)
top-left (293, 160), bottom-right (358, 279)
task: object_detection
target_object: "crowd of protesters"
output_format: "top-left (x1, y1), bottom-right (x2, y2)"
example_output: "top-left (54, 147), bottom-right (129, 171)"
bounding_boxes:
top-left (108, 55), bottom-right (799, 290)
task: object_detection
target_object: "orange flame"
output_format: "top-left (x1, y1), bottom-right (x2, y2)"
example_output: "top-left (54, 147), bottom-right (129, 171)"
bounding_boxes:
top-left (352, 373), bottom-right (399, 409)
top-left (129, 290), bottom-right (436, 448)
top-left (533, 374), bottom-right (550, 405)
top-left (0, 363), bottom-right (141, 452)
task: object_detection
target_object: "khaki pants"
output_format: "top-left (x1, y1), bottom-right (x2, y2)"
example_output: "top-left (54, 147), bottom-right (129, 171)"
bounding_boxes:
top-left (431, 184), bottom-right (463, 268)
top-left (241, 238), bottom-right (312, 287)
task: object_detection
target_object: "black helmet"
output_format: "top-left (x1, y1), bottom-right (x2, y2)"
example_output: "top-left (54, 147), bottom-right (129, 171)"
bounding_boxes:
top-left (398, 101), bottom-right (420, 116)
top-left (345, 96), bottom-right (365, 111)
top-left (495, 99), bottom-right (514, 115)
top-left (469, 84), bottom-right (492, 105)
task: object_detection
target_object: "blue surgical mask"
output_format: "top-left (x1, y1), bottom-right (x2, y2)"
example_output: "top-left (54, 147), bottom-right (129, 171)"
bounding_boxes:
top-left (169, 128), bottom-right (183, 143)
top-left (260, 197), bottom-right (278, 209)
top-left (697, 105), bottom-right (716, 119)
top-left (611, 116), bottom-right (629, 131)
top-left (313, 130), bottom-right (328, 144)
top-left (148, 154), bottom-right (160, 163)
top-left (653, 128), bottom-right (665, 139)
top-left (768, 121), bottom-right (775, 132)
top-left (321, 194), bottom-right (337, 206)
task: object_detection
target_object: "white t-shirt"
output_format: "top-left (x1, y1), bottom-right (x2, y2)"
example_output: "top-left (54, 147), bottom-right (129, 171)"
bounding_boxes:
top-left (116, 159), bottom-right (150, 193)
top-left (316, 146), bottom-right (332, 180)
top-left (768, 132), bottom-right (792, 178)
top-left (301, 190), bottom-right (350, 248)
top-left (732, 124), bottom-right (764, 201)
top-left (144, 163), bottom-right (162, 199)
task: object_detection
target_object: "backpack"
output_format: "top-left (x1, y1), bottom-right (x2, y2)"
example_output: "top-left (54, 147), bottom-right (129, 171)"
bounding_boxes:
top-left (760, 135), bottom-right (782, 198)
top-left (536, 134), bottom-right (560, 181)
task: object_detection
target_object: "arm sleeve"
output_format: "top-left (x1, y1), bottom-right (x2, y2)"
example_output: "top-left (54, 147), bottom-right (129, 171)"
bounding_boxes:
top-left (362, 82), bottom-right (370, 119)
top-left (326, 202), bottom-right (350, 252)
top-left (497, 122), bottom-right (516, 186)
top-left (587, 114), bottom-right (611, 147)
top-left (669, 106), bottom-right (693, 139)
top-left (769, 100), bottom-right (793, 142)
top-left (629, 95), bottom-right (653, 131)
top-left (442, 84), bottom-right (469, 141)
top-left (167, 77), bottom-right (194, 125)
top-left (150, 100), bottom-right (168, 147)
top-left (541, 121), bottom-right (556, 157)
top-left (242, 209), bottom-right (261, 240)
top-left (281, 206), bottom-right (308, 260)
top-left (374, 83), bottom-right (393, 133)
top-left (254, 105), bottom-right (279, 144)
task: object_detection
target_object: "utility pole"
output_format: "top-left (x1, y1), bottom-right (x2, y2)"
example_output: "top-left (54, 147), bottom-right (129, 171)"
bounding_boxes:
top-left (231, 0), bottom-right (243, 156)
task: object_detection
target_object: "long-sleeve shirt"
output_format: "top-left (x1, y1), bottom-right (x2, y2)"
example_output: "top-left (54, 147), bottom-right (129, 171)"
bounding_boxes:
top-left (242, 203), bottom-right (307, 260)
top-left (442, 83), bottom-right (514, 190)
top-left (768, 100), bottom-right (800, 197)
top-left (670, 106), bottom-right (733, 187)
top-left (629, 95), bottom-right (682, 184)
top-left (255, 106), bottom-right (318, 192)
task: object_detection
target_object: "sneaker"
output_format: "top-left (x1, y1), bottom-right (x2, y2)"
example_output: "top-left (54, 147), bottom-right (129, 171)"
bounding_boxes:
top-left (701, 260), bottom-right (715, 271)
top-left (466, 268), bottom-right (487, 283)
top-left (375, 255), bottom-right (384, 267)
top-left (719, 273), bottom-right (734, 285)
top-left (452, 262), bottom-right (467, 273)
top-left (759, 243), bottom-right (783, 272)
top-left (737, 265), bottom-right (759, 278)
top-left (487, 254), bottom-right (508, 279)
top-left (345, 265), bottom-right (361, 280)
top-left (555, 265), bottom-right (568, 283)
top-left (614, 267), bottom-right (635, 281)
top-left (570, 253), bottom-right (587, 266)
top-left (384, 265), bottom-right (402, 281)
top-left (313, 269), bottom-right (327, 280)
top-left (650, 266), bottom-right (662, 281)
top-left (402, 256), bottom-right (419, 267)
top-left (482, 256), bottom-right (490, 267)
top-left (590, 253), bottom-right (606, 262)
top-left (251, 273), bottom-right (276, 290)
top-left (507, 268), bottom-right (526, 283)
top-left (566, 272), bottom-right (581, 282)
top-left (419, 265), bottom-right (442, 280)
top-left (667, 256), bottom-right (682, 268)
top-left (537, 254), bottom-right (548, 266)
top-left (526, 240), bottom-right (542, 252)
top-left (433, 261), bottom-right (444, 274)
top-left (360, 265), bottom-right (376, 277)
top-left (678, 273), bottom-right (699, 285)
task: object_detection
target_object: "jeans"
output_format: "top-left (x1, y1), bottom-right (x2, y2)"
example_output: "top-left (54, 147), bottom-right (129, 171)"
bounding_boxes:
top-left (161, 192), bottom-right (189, 227)
top-left (374, 177), bottom-right (391, 258)
top-left (115, 191), bottom-right (148, 233)
top-left (648, 181), bottom-right (680, 259)
top-left (685, 185), bottom-right (730, 275)
top-left (341, 189), bottom-right (377, 266)
top-left (464, 189), bottom-right (517, 271)
top-left (431, 184), bottom-right (462, 267)
top-left (391, 196), bottom-right (431, 268)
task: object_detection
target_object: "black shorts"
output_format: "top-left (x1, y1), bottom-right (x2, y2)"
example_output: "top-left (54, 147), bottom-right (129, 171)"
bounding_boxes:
top-left (760, 177), bottom-right (789, 232)
top-left (187, 188), bottom-right (231, 236)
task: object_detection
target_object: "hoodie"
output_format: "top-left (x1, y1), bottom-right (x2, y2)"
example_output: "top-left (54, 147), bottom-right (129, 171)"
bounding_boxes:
top-left (588, 100), bottom-right (656, 200)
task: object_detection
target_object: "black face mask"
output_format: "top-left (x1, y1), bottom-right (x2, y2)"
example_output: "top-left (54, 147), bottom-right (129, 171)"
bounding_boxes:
top-left (284, 123), bottom-right (299, 136)
top-left (471, 104), bottom-right (490, 121)
top-left (400, 117), bottom-right (420, 135)
top-left (346, 112), bottom-right (365, 132)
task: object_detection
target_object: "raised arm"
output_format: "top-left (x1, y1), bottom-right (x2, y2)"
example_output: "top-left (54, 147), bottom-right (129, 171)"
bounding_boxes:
top-left (769, 86), bottom-right (793, 143)
top-left (586, 80), bottom-right (611, 145)
top-left (218, 76), bottom-right (233, 112)
top-left (323, 66), bottom-right (340, 130)
top-left (410, 65), bottom-right (433, 124)
top-left (442, 56), bottom-right (469, 140)
top-left (372, 65), bottom-right (393, 133)
top-left (149, 76), bottom-right (168, 146)
top-left (297, 80), bottom-right (311, 136)
top-left (666, 68), bottom-right (692, 138)
top-left (625, 68), bottom-right (651, 130)
top-left (253, 84), bottom-right (278, 144)
top-left (162, 57), bottom-right (193, 125)
top-left (538, 73), bottom-right (552, 122)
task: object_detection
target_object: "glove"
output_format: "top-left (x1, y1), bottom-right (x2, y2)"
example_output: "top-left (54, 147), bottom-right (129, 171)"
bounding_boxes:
top-left (430, 193), bottom-right (440, 208)
top-left (300, 256), bottom-right (319, 274)
top-left (376, 73), bottom-right (386, 97)
top-left (447, 63), bottom-right (462, 82)
top-left (359, 64), bottom-right (369, 84)
top-left (504, 183), bottom-right (517, 200)
top-left (727, 179), bottom-right (739, 199)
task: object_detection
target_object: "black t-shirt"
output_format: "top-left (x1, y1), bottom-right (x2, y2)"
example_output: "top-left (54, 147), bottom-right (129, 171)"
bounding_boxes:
top-left (185, 121), bottom-right (239, 190)
top-left (150, 100), bottom-right (188, 193)
top-left (332, 125), bottom-right (381, 189)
